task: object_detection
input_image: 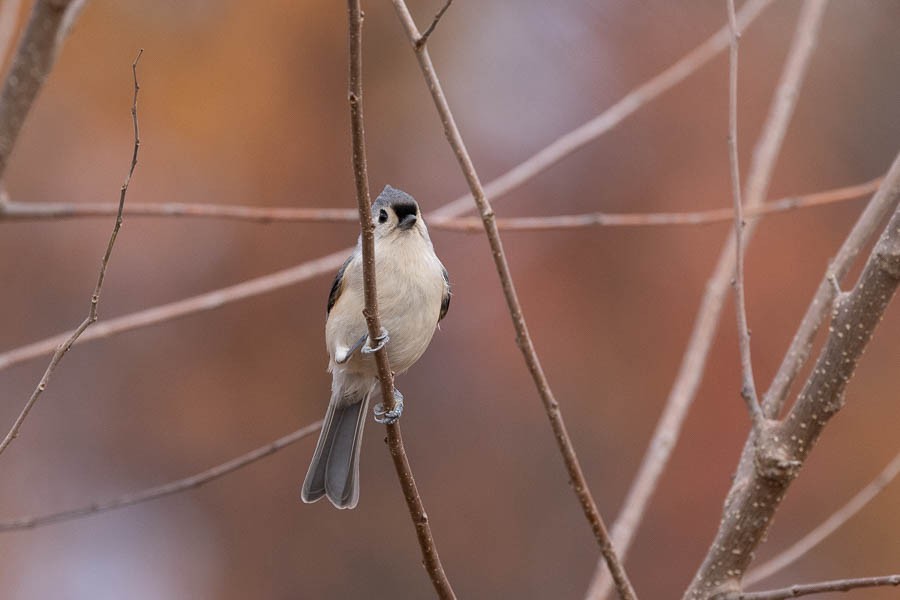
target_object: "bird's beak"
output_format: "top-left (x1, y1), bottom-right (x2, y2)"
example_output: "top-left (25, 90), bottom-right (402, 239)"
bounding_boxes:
top-left (398, 214), bottom-right (418, 230)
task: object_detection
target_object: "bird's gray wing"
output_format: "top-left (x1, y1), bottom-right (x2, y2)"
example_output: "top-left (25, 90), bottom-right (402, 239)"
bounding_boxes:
top-left (439, 265), bottom-right (451, 322)
top-left (327, 254), bottom-right (353, 315)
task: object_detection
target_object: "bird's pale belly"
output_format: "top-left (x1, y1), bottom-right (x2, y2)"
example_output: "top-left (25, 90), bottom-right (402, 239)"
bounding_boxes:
top-left (327, 281), bottom-right (441, 377)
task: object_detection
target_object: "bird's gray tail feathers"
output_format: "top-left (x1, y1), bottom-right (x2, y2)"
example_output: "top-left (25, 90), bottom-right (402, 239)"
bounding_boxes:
top-left (301, 386), bottom-right (371, 509)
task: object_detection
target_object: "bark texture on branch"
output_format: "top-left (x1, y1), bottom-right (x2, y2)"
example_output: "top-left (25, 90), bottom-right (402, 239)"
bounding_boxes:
top-left (684, 174), bottom-right (900, 598)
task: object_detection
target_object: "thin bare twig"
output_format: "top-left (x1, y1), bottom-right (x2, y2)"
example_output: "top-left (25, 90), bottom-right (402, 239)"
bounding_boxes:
top-left (745, 449), bottom-right (900, 586)
top-left (0, 420), bottom-right (323, 531)
top-left (436, 180), bottom-right (880, 231)
top-left (415, 0), bottom-right (452, 49)
top-left (346, 3), bottom-right (455, 598)
top-left (392, 2), bottom-right (637, 599)
top-left (588, 3), bottom-right (829, 598)
top-left (0, 0), bottom-right (777, 378)
top-left (0, 177), bottom-right (880, 230)
top-left (762, 154), bottom-right (900, 418)
top-left (0, 50), bottom-right (142, 458)
top-left (732, 575), bottom-right (900, 600)
top-left (0, 0), bottom-right (78, 179)
top-left (726, 0), bottom-right (763, 426)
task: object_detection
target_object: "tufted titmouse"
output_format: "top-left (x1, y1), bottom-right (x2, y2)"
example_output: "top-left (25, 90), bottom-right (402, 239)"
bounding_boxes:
top-left (301, 185), bottom-right (451, 509)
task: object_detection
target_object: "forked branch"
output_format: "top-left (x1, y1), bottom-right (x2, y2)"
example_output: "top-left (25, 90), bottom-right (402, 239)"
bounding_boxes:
top-left (684, 162), bottom-right (900, 598)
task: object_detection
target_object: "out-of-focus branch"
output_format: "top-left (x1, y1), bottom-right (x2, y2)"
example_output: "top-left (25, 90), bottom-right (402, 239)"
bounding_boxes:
top-left (391, 2), bottom-right (637, 599)
top-left (0, 0), bottom-right (80, 179)
top-left (726, 0), bottom-right (763, 426)
top-left (684, 173), bottom-right (900, 598)
top-left (346, 3), bottom-right (455, 598)
top-left (0, 177), bottom-right (880, 229)
top-left (763, 154), bottom-right (900, 417)
top-left (436, 180), bottom-right (879, 231)
top-left (745, 448), bottom-right (900, 586)
top-left (0, 0), bottom-right (778, 378)
top-left (0, 0), bottom-right (24, 72)
top-left (0, 420), bottom-right (323, 532)
top-left (0, 50), bottom-right (141, 458)
top-left (588, 2), bottom-right (829, 598)
top-left (731, 575), bottom-right (900, 600)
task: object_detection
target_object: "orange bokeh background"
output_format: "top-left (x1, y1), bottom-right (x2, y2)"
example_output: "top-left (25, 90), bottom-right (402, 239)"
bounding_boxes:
top-left (0, 1), bottom-right (898, 598)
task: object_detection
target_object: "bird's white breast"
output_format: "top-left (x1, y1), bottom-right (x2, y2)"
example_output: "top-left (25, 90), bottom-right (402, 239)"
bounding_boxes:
top-left (326, 228), bottom-right (445, 376)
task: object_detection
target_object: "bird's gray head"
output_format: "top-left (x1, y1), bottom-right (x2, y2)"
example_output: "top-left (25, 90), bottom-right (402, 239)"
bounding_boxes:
top-left (372, 185), bottom-right (422, 236)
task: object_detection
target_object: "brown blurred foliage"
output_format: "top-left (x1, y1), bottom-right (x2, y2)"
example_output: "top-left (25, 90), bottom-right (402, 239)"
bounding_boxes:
top-left (0, 1), bottom-right (898, 598)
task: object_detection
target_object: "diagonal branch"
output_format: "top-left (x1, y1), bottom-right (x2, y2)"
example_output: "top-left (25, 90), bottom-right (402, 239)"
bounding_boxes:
top-left (346, 3), bottom-right (455, 598)
top-left (732, 575), bottom-right (900, 600)
top-left (0, 50), bottom-right (142, 458)
top-left (763, 153), bottom-right (900, 417)
top-left (0, 0), bottom-right (80, 179)
top-left (745, 448), bottom-right (900, 586)
top-left (588, 2), bottom-right (829, 597)
top-left (390, 1), bottom-right (637, 598)
top-left (0, 420), bottom-right (323, 532)
top-left (684, 165), bottom-right (900, 598)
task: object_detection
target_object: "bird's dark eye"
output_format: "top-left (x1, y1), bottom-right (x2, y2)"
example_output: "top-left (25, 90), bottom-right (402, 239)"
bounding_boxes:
top-left (378, 209), bottom-right (388, 224)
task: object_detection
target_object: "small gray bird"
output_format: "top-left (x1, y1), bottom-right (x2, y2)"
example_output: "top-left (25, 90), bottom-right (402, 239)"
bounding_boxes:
top-left (301, 185), bottom-right (450, 509)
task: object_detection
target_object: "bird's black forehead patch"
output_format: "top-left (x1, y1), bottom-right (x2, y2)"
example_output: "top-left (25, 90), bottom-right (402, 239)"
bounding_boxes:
top-left (392, 202), bottom-right (418, 220)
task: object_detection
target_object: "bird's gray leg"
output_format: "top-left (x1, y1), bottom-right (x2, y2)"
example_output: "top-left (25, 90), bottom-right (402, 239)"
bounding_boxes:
top-left (360, 327), bottom-right (390, 354)
top-left (374, 388), bottom-right (404, 424)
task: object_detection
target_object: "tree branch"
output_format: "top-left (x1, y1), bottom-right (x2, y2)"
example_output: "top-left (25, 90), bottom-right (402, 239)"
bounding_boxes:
top-left (391, 2), bottom-right (637, 598)
top-left (415, 0), bottom-right (452, 49)
top-left (763, 152), bottom-right (900, 418)
top-left (0, 177), bottom-right (879, 230)
top-left (745, 448), bottom-right (900, 586)
top-left (732, 575), bottom-right (900, 600)
top-left (346, 3), bottom-right (455, 598)
top-left (0, 0), bottom-right (79, 179)
top-left (0, 50), bottom-right (142, 458)
top-left (0, 420), bottom-right (323, 532)
top-left (726, 0), bottom-right (763, 426)
top-left (0, 0), bottom-right (24, 71)
top-left (684, 169), bottom-right (900, 598)
top-left (588, 2), bottom-right (829, 597)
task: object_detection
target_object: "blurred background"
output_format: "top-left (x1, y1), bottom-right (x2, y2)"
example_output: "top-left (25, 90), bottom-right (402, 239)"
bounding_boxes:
top-left (0, 0), bottom-right (898, 598)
